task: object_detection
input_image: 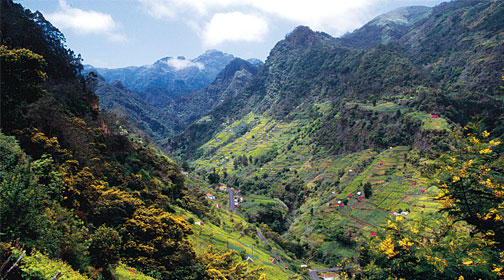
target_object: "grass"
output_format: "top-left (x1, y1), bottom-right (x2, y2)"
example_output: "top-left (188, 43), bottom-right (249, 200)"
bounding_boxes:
top-left (188, 104), bottom-right (444, 273)
top-left (407, 111), bottom-right (450, 131)
top-left (175, 206), bottom-right (296, 280)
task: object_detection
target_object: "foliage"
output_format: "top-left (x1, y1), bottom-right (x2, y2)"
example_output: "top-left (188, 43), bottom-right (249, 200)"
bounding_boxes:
top-left (113, 263), bottom-right (157, 280)
top-left (0, 45), bottom-right (47, 132)
top-left (0, 244), bottom-right (90, 280)
top-left (198, 246), bottom-right (266, 280)
top-left (437, 123), bottom-right (503, 246)
top-left (120, 207), bottom-right (197, 278)
top-left (88, 225), bottom-right (121, 269)
top-left (363, 182), bottom-right (372, 199)
top-left (359, 214), bottom-right (496, 279)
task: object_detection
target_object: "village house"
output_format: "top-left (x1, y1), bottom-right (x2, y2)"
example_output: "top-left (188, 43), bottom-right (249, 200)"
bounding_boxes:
top-left (218, 185), bottom-right (227, 192)
top-left (392, 211), bottom-right (409, 216)
top-left (323, 273), bottom-right (340, 280)
top-left (206, 193), bottom-right (216, 200)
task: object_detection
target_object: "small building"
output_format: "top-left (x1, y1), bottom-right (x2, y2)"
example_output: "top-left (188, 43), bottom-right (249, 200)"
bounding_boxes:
top-left (392, 211), bottom-right (409, 216)
top-left (216, 204), bottom-right (221, 208)
top-left (246, 257), bottom-right (254, 263)
top-left (206, 193), bottom-right (216, 200)
top-left (300, 264), bottom-right (308, 268)
top-left (195, 221), bottom-right (203, 226)
top-left (218, 185), bottom-right (228, 192)
top-left (235, 196), bottom-right (243, 203)
top-left (323, 274), bottom-right (339, 280)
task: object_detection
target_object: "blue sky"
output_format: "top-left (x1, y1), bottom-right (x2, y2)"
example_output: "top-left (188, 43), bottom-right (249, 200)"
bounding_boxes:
top-left (16, 0), bottom-right (446, 68)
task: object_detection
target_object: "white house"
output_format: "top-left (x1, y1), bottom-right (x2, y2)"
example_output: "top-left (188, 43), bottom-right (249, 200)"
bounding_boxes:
top-left (392, 211), bottom-right (409, 216)
top-left (206, 193), bottom-right (216, 200)
top-left (323, 273), bottom-right (339, 280)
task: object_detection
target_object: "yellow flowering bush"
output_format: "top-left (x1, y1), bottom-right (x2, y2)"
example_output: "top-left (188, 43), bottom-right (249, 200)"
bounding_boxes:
top-left (359, 213), bottom-right (496, 279)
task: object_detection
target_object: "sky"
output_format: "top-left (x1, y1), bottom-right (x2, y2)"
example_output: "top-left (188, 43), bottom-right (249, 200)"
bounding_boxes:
top-left (16, 0), bottom-right (447, 68)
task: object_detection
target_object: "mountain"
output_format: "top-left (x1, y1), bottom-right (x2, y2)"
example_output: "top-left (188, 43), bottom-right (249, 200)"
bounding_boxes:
top-left (167, 0), bottom-right (504, 274)
top-left (172, 0), bottom-right (504, 158)
top-left (3, 0), bottom-right (504, 278)
top-left (88, 57), bottom-right (261, 145)
top-left (89, 74), bottom-right (183, 141)
top-left (86, 50), bottom-right (236, 106)
top-left (340, 6), bottom-right (432, 49)
top-left (164, 58), bottom-right (262, 131)
top-left (0, 1), bottom-right (278, 279)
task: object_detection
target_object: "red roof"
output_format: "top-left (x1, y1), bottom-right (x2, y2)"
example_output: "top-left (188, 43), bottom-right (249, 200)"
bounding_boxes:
top-left (432, 114), bottom-right (439, 118)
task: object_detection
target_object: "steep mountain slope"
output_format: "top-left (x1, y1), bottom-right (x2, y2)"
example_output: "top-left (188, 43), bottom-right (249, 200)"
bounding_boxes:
top-left (173, 0), bottom-right (504, 159)
top-left (89, 75), bottom-right (183, 142)
top-left (164, 58), bottom-right (262, 129)
top-left (340, 6), bottom-right (432, 49)
top-left (399, 0), bottom-right (504, 94)
top-left (1, 1), bottom-right (290, 279)
top-left (86, 50), bottom-right (235, 106)
top-left (89, 57), bottom-right (261, 146)
top-left (170, 0), bottom-right (504, 270)
top-left (170, 26), bottom-right (430, 157)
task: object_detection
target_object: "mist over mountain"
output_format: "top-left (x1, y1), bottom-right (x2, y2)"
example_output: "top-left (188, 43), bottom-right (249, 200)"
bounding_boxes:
top-left (85, 50), bottom-right (236, 106)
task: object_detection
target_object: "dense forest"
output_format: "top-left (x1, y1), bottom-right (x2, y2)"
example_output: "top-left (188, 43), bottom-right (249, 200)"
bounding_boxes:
top-left (1, 0), bottom-right (504, 279)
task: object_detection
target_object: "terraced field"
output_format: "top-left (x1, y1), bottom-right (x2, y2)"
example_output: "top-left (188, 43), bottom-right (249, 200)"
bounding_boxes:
top-left (190, 103), bottom-right (447, 271)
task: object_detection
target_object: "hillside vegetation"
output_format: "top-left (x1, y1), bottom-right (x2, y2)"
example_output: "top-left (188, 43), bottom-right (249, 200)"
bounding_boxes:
top-left (1, 0), bottom-right (503, 279)
top-left (168, 0), bottom-right (504, 278)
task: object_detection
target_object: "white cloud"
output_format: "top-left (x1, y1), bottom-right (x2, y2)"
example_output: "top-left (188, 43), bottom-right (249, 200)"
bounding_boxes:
top-left (47, 0), bottom-right (126, 41)
top-left (203, 12), bottom-right (269, 46)
top-left (165, 57), bottom-right (205, 70)
top-left (137, 0), bottom-right (440, 44)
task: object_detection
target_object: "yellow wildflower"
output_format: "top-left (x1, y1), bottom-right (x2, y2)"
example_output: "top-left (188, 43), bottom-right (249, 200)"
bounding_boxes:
top-left (490, 140), bottom-right (501, 146)
top-left (470, 137), bottom-right (480, 144)
top-left (398, 237), bottom-right (414, 249)
top-left (379, 237), bottom-right (397, 259)
top-left (387, 220), bottom-right (398, 230)
top-left (411, 228), bottom-right (419, 235)
top-left (396, 216), bottom-right (404, 222)
top-left (458, 276), bottom-right (464, 280)
top-left (493, 190), bottom-right (504, 198)
top-left (479, 148), bottom-right (492, 154)
top-left (482, 130), bottom-right (490, 137)
top-left (453, 176), bottom-right (461, 183)
top-left (463, 259), bottom-right (473, 266)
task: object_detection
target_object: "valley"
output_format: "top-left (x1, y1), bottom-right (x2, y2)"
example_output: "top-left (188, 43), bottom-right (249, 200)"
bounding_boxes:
top-left (1, 0), bottom-right (503, 279)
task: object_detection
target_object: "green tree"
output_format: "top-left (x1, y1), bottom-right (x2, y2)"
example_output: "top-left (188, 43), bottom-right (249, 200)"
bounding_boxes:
top-left (88, 225), bottom-right (121, 276)
top-left (363, 182), bottom-right (372, 199)
top-left (0, 46), bottom-right (47, 132)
